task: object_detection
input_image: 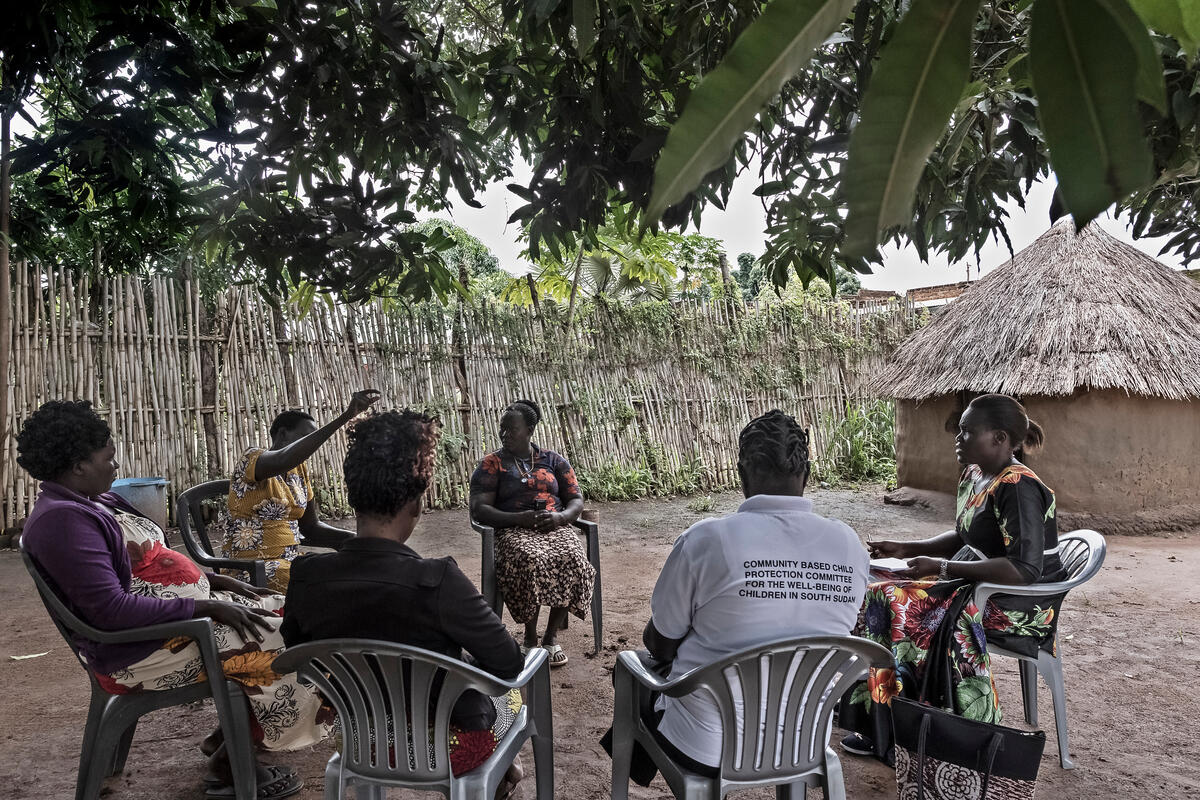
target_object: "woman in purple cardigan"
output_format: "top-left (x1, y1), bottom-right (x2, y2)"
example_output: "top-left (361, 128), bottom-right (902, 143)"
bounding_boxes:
top-left (18, 401), bottom-right (329, 800)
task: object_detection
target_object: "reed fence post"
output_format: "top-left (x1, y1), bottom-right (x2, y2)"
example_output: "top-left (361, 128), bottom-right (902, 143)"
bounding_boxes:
top-left (0, 112), bottom-right (12, 525)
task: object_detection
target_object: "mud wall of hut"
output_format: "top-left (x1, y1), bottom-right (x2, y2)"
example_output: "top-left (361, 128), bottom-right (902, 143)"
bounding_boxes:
top-left (897, 390), bottom-right (1200, 528)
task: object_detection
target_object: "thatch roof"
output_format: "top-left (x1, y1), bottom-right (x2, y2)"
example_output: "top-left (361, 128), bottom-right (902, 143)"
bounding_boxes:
top-left (874, 220), bottom-right (1200, 400)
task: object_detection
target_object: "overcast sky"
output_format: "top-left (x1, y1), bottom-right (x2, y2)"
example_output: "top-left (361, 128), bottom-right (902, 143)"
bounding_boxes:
top-left (426, 160), bottom-right (1188, 292)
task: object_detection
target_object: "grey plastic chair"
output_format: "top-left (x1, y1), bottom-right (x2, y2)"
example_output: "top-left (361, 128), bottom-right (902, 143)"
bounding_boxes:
top-left (273, 639), bottom-right (554, 800)
top-left (19, 538), bottom-right (258, 800)
top-left (471, 517), bottom-right (603, 654)
top-left (972, 528), bottom-right (1107, 770)
top-left (610, 635), bottom-right (893, 800)
top-left (177, 479), bottom-right (269, 587)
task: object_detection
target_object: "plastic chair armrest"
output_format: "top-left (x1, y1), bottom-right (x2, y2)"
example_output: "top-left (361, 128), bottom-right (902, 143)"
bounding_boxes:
top-left (973, 579), bottom-right (1076, 610)
top-left (572, 518), bottom-right (598, 536)
top-left (615, 650), bottom-right (673, 692)
top-left (91, 616), bottom-right (213, 645)
top-left (432, 642), bottom-right (549, 695)
top-left (197, 556), bottom-right (269, 587)
top-left (505, 647), bottom-right (551, 689)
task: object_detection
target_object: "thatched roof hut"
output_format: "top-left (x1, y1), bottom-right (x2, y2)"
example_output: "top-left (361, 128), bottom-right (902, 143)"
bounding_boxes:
top-left (876, 220), bottom-right (1200, 533)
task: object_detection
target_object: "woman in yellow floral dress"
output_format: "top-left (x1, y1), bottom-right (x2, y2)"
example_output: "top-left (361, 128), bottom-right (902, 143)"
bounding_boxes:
top-left (224, 390), bottom-right (378, 592)
top-left (840, 394), bottom-right (1066, 763)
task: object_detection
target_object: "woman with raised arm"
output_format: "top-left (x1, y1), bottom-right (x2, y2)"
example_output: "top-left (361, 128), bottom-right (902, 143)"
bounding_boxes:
top-left (840, 393), bottom-right (1066, 763)
top-left (469, 399), bottom-right (595, 667)
top-left (18, 400), bottom-right (330, 799)
top-left (223, 389), bottom-right (379, 592)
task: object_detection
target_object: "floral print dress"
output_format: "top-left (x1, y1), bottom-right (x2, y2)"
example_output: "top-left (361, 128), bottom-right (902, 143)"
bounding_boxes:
top-left (842, 462), bottom-right (1064, 757)
top-left (469, 445), bottom-right (595, 624)
top-left (99, 509), bottom-right (331, 750)
top-left (223, 448), bottom-right (313, 592)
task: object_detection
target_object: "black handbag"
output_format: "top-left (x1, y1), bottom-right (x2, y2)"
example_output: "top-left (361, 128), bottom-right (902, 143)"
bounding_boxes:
top-left (893, 698), bottom-right (1045, 799)
top-left (892, 585), bottom-right (1046, 799)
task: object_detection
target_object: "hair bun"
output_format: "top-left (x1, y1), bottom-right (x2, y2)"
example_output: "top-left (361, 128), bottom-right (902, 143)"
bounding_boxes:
top-left (513, 398), bottom-right (542, 425)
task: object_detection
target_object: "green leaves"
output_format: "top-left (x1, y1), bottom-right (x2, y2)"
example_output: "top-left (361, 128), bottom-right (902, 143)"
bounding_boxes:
top-left (842, 0), bottom-right (981, 257)
top-left (1097, 0), bottom-right (1168, 112)
top-left (1031, 0), bottom-right (1154, 227)
top-left (572, 0), bottom-right (596, 56)
top-left (646, 0), bottom-right (855, 221)
top-left (1127, 0), bottom-right (1200, 54)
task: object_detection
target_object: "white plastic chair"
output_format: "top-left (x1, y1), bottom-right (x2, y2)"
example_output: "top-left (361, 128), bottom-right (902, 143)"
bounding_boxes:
top-left (273, 640), bottom-right (553, 799)
top-left (610, 635), bottom-right (893, 800)
top-left (972, 528), bottom-right (1107, 769)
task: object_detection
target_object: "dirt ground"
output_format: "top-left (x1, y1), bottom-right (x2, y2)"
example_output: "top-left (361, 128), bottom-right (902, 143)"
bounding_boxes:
top-left (2, 485), bottom-right (1198, 799)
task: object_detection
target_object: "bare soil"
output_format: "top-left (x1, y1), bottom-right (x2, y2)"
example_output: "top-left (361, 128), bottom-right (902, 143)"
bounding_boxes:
top-left (2, 486), bottom-right (1197, 799)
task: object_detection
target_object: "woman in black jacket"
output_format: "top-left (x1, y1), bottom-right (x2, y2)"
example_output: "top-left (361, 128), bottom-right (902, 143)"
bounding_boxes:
top-left (281, 410), bottom-right (524, 790)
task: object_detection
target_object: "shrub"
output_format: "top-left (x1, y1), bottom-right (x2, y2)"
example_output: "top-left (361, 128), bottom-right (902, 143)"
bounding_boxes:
top-left (814, 399), bottom-right (897, 486)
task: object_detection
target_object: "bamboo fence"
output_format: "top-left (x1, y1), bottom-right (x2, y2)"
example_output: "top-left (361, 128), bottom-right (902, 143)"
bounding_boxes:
top-left (2, 260), bottom-right (917, 526)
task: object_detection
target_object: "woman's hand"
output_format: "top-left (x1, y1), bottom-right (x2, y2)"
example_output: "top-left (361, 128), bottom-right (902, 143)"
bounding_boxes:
top-left (895, 556), bottom-right (944, 580)
top-left (207, 572), bottom-right (275, 600)
top-left (510, 510), bottom-right (540, 529)
top-left (194, 599), bottom-right (275, 642)
top-left (533, 510), bottom-right (562, 532)
top-left (346, 389), bottom-right (381, 417)
top-left (867, 540), bottom-right (909, 559)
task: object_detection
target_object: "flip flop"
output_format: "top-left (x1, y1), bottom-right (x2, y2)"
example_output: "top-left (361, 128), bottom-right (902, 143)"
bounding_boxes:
top-left (544, 643), bottom-right (568, 668)
top-left (204, 765), bottom-right (302, 800)
top-left (497, 754), bottom-right (525, 800)
top-left (497, 774), bottom-right (521, 800)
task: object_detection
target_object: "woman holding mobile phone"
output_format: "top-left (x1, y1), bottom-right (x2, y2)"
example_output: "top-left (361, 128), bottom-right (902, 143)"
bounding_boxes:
top-left (468, 399), bottom-right (594, 667)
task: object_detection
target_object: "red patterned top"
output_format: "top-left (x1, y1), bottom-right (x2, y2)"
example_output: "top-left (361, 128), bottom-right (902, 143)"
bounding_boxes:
top-left (469, 445), bottom-right (582, 513)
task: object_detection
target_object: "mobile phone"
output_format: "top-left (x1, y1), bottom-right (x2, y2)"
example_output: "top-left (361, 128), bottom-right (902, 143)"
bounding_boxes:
top-left (533, 498), bottom-right (547, 512)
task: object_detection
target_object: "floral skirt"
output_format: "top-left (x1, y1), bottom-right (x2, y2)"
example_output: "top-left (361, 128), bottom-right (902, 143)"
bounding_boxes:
top-left (841, 575), bottom-right (1059, 757)
top-left (96, 591), bottom-right (331, 751)
top-left (495, 526), bottom-right (595, 624)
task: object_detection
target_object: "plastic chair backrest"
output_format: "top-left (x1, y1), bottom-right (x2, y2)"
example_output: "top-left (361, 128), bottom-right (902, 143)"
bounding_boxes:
top-left (177, 479), bottom-right (231, 558)
top-left (660, 635), bottom-right (890, 783)
top-left (273, 640), bottom-right (515, 784)
top-left (1058, 530), bottom-right (1106, 586)
top-left (20, 540), bottom-right (104, 675)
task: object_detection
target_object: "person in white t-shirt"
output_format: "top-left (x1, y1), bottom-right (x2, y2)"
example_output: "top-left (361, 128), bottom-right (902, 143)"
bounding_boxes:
top-left (614, 409), bottom-right (870, 780)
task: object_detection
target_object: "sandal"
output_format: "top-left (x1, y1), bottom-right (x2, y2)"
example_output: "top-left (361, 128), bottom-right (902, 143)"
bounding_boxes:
top-left (204, 765), bottom-right (303, 800)
top-left (496, 754), bottom-right (524, 800)
top-left (544, 643), bottom-right (568, 668)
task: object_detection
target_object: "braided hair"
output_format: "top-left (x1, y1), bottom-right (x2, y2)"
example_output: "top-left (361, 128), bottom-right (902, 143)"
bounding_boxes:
top-left (738, 410), bottom-right (811, 481)
top-left (343, 410), bottom-right (442, 517)
top-left (506, 399), bottom-right (542, 428)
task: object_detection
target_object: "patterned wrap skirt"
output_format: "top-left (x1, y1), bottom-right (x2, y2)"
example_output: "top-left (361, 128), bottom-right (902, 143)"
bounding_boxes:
top-left (841, 575), bottom-right (1058, 758)
top-left (495, 525), bottom-right (595, 624)
top-left (95, 590), bottom-right (332, 751)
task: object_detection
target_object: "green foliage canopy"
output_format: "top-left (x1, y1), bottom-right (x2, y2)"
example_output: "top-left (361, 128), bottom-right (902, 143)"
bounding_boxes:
top-left (3, 0), bottom-right (1199, 301)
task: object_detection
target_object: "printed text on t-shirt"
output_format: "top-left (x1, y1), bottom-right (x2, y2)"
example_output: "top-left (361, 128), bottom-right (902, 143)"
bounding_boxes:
top-left (740, 559), bottom-right (857, 602)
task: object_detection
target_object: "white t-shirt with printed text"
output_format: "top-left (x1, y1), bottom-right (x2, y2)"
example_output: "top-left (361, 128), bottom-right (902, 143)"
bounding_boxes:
top-left (650, 493), bottom-right (869, 767)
